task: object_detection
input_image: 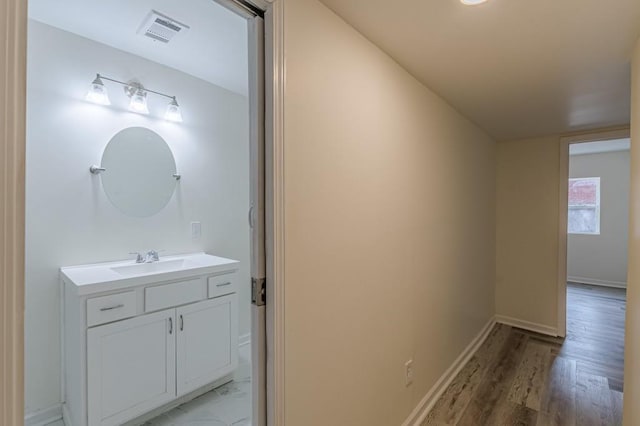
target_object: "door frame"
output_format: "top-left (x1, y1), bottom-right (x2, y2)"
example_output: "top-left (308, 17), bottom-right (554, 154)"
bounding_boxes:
top-left (0, 0), bottom-right (286, 425)
top-left (0, 0), bottom-right (28, 424)
top-left (557, 126), bottom-right (630, 338)
top-left (246, 1), bottom-right (286, 424)
top-left (262, 2), bottom-right (286, 424)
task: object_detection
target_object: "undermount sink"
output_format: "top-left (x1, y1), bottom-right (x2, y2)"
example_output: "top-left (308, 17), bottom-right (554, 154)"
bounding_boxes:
top-left (111, 258), bottom-right (190, 276)
top-left (61, 252), bottom-right (240, 295)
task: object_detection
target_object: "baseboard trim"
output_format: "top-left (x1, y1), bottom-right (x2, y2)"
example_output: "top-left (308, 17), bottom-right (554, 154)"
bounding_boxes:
top-left (495, 315), bottom-right (558, 337)
top-left (568, 276), bottom-right (626, 289)
top-left (62, 404), bottom-right (73, 426)
top-left (239, 333), bottom-right (251, 347)
top-left (25, 404), bottom-right (62, 426)
top-left (402, 317), bottom-right (496, 426)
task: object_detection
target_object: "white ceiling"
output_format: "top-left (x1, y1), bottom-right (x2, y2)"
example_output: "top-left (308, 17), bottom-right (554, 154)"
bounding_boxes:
top-left (320, 0), bottom-right (640, 141)
top-left (570, 138), bottom-right (630, 156)
top-left (29, 0), bottom-right (249, 96)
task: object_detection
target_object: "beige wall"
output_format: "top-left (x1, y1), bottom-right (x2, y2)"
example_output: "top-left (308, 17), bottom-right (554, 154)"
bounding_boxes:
top-left (624, 39), bottom-right (640, 425)
top-left (496, 136), bottom-right (561, 330)
top-left (568, 151), bottom-right (630, 287)
top-left (496, 132), bottom-right (631, 335)
top-left (282, 0), bottom-right (496, 424)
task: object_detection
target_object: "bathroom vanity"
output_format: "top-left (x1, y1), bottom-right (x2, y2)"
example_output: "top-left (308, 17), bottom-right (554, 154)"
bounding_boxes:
top-left (61, 253), bottom-right (240, 426)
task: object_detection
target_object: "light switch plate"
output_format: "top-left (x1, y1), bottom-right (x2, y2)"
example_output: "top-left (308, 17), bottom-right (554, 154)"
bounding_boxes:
top-left (191, 221), bottom-right (201, 240)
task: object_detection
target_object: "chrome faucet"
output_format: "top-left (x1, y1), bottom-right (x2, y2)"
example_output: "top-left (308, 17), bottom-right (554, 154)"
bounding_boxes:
top-left (144, 250), bottom-right (160, 263)
top-left (130, 250), bottom-right (160, 263)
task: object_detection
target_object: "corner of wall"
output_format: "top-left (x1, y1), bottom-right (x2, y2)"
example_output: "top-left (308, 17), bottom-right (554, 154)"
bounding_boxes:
top-left (623, 37), bottom-right (640, 425)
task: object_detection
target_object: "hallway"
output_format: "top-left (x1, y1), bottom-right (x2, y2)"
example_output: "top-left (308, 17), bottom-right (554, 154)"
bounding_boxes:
top-left (424, 283), bottom-right (626, 425)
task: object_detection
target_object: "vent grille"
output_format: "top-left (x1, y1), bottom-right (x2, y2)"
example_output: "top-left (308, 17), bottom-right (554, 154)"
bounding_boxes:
top-left (138, 10), bottom-right (190, 44)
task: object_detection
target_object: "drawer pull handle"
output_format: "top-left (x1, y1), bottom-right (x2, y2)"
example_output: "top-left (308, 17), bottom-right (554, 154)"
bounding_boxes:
top-left (100, 304), bottom-right (124, 312)
top-left (169, 317), bottom-right (173, 334)
top-left (180, 314), bottom-right (184, 331)
top-left (216, 282), bottom-right (232, 287)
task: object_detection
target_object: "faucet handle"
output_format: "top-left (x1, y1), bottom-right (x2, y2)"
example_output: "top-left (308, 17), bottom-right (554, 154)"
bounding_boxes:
top-left (129, 252), bottom-right (145, 263)
top-left (145, 249), bottom-right (162, 262)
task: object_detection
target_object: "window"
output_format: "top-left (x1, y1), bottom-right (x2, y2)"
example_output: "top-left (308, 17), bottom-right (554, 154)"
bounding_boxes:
top-left (568, 177), bottom-right (600, 234)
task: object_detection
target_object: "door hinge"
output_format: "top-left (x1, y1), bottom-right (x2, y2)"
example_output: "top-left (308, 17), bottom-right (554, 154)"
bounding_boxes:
top-left (252, 277), bottom-right (266, 306)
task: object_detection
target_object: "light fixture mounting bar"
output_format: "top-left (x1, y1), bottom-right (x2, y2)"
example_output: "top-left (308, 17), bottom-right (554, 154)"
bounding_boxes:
top-left (96, 73), bottom-right (176, 100)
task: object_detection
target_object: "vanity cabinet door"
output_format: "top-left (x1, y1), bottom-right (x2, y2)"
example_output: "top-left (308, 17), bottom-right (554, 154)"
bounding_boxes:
top-left (176, 294), bottom-right (238, 396)
top-left (87, 309), bottom-right (176, 426)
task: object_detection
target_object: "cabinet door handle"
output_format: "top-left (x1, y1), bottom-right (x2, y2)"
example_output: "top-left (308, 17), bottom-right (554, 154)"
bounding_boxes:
top-left (100, 304), bottom-right (124, 312)
top-left (169, 317), bottom-right (173, 334)
top-left (180, 314), bottom-right (184, 331)
top-left (216, 282), bottom-right (232, 287)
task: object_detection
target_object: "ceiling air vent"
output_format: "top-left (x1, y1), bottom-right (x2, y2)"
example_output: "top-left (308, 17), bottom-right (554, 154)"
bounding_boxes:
top-left (137, 10), bottom-right (190, 44)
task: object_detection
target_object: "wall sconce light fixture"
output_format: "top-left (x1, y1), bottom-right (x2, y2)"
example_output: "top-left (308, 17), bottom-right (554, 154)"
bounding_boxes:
top-left (85, 75), bottom-right (111, 105)
top-left (165, 97), bottom-right (183, 123)
top-left (86, 73), bottom-right (183, 122)
top-left (127, 84), bottom-right (150, 115)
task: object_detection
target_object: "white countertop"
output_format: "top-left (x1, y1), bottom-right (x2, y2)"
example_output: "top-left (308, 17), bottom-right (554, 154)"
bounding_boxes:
top-left (61, 252), bottom-right (240, 296)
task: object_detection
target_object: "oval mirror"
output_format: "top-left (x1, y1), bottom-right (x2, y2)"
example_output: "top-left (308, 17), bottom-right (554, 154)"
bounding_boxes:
top-left (100, 127), bottom-right (177, 217)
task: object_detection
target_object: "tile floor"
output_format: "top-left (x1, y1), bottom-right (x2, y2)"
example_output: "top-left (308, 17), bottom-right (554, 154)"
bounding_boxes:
top-left (142, 377), bottom-right (251, 426)
top-left (48, 344), bottom-right (252, 426)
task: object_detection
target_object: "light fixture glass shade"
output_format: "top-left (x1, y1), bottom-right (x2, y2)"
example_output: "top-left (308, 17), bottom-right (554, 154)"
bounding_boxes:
top-left (86, 75), bottom-right (111, 105)
top-left (164, 97), bottom-right (183, 122)
top-left (460, 0), bottom-right (488, 4)
top-left (129, 89), bottom-right (149, 114)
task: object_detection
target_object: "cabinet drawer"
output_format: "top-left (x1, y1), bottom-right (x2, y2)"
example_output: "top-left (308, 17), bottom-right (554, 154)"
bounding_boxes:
top-left (208, 273), bottom-right (237, 298)
top-left (145, 278), bottom-right (204, 312)
top-left (87, 291), bottom-right (137, 327)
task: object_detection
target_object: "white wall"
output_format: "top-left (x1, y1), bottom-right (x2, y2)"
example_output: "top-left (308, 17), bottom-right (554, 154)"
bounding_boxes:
top-left (567, 151), bottom-right (630, 287)
top-left (282, 1), bottom-right (496, 424)
top-left (25, 20), bottom-right (250, 415)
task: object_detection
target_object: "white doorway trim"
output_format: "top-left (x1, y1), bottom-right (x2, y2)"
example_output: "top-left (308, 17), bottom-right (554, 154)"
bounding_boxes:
top-left (557, 127), bottom-right (630, 337)
top-left (218, 1), bottom-right (286, 424)
top-left (263, 2), bottom-right (285, 424)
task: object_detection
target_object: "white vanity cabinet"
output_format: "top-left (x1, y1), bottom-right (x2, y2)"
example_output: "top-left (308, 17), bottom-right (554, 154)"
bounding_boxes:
top-left (87, 309), bottom-right (177, 426)
top-left (61, 253), bottom-right (240, 426)
top-left (176, 295), bottom-right (237, 395)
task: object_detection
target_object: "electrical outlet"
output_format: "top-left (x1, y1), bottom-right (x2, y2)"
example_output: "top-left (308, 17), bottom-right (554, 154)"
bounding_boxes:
top-left (405, 359), bottom-right (413, 386)
top-left (191, 221), bottom-right (202, 240)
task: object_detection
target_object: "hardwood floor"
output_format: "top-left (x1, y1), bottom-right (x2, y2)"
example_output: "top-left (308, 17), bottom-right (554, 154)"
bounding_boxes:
top-left (423, 283), bottom-right (626, 426)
